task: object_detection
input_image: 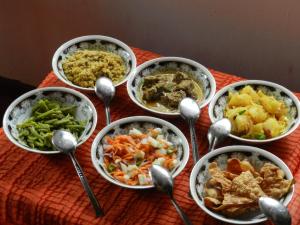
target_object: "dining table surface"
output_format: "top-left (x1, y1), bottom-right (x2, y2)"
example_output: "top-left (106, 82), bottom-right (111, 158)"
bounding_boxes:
top-left (0, 47), bottom-right (299, 225)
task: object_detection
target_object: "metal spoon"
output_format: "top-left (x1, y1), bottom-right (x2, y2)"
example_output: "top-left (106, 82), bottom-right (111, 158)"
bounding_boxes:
top-left (179, 98), bottom-right (200, 164)
top-left (52, 130), bottom-right (104, 217)
top-left (150, 165), bottom-right (193, 225)
top-left (207, 118), bottom-right (231, 152)
top-left (259, 197), bottom-right (291, 225)
top-left (95, 77), bottom-right (115, 125)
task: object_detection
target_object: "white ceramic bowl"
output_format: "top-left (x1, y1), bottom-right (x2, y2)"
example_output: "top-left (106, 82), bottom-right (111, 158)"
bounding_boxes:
top-left (208, 80), bottom-right (300, 144)
top-left (52, 35), bottom-right (137, 91)
top-left (3, 87), bottom-right (97, 154)
top-left (190, 145), bottom-right (294, 224)
top-left (91, 116), bottom-right (190, 189)
top-left (127, 57), bottom-right (216, 117)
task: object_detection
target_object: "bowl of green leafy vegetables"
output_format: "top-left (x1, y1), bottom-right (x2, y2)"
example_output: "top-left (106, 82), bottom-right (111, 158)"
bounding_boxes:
top-left (3, 87), bottom-right (97, 154)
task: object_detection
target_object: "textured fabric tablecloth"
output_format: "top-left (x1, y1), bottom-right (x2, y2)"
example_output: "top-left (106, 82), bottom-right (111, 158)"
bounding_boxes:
top-left (0, 48), bottom-right (299, 225)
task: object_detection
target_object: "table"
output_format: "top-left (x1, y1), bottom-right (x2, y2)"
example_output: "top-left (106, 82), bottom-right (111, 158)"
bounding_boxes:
top-left (0, 47), bottom-right (299, 225)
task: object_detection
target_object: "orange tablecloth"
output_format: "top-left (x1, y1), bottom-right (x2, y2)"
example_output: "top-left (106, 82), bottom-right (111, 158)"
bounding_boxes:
top-left (0, 48), bottom-right (299, 225)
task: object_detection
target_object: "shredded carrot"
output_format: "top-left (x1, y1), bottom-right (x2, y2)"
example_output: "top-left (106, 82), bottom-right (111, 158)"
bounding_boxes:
top-left (103, 128), bottom-right (178, 186)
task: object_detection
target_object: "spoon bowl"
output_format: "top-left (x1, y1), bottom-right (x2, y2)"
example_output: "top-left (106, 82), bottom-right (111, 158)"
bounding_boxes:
top-left (259, 197), bottom-right (291, 225)
top-left (52, 130), bottom-right (77, 154)
top-left (150, 165), bottom-right (193, 225)
top-left (95, 77), bottom-right (116, 125)
top-left (150, 165), bottom-right (174, 195)
top-left (179, 98), bottom-right (201, 163)
top-left (179, 98), bottom-right (200, 122)
top-left (95, 77), bottom-right (115, 104)
top-left (207, 118), bottom-right (231, 152)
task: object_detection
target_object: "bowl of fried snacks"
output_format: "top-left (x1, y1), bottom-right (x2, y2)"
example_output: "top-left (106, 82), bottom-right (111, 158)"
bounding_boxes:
top-left (190, 145), bottom-right (294, 224)
top-left (3, 87), bottom-right (97, 154)
top-left (208, 80), bottom-right (300, 143)
top-left (52, 35), bottom-right (136, 91)
top-left (91, 116), bottom-right (189, 189)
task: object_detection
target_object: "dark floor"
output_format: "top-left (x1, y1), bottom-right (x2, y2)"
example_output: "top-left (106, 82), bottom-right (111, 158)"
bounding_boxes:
top-left (0, 76), bottom-right (35, 127)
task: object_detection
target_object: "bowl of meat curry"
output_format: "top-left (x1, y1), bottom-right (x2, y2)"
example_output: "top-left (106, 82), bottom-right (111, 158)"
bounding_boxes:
top-left (127, 57), bottom-right (216, 116)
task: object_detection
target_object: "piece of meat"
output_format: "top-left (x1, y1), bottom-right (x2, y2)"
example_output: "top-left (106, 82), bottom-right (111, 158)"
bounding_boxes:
top-left (142, 75), bottom-right (160, 88)
top-left (163, 81), bottom-right (176, 92)
top-left (160, 90), bottom-right (186, 109)
top-left (175, 80), bottom-right (196, 97)
top-left (172, 72), bottom-right (189, 83)
top-left (142, 83), bottom-right (165, 101)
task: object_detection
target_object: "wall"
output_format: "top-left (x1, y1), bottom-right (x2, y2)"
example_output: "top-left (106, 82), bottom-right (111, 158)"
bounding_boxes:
top-left (0, 0), bottom-right (299, 91)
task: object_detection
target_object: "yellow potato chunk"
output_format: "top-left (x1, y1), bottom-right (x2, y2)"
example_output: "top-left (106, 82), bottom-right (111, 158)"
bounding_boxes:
top-left (228, 93), bottom-right (253, 107)
top-left (247, 105), bottom-right (268, 123)
top-left (240, 85), bottom-right (260, 103)
top-left (234, 115), bottom-right (253, 134)
top-left (260, 96), bottom-right (281, 114)
top-left (258, 90), bottom-right (286, 117)
top-left (224, 87), bottom-right (289, 139)
top-left (252, 123), bottom-right (264, 135)
top-left (263, 117), bottom-right (285, 138)
top-left (244, 123), bottom-right (266, 139)
top-left (225, 106), bottom-right (248, 121)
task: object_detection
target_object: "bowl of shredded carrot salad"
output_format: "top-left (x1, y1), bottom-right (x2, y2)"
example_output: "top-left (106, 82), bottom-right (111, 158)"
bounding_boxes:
top-left (91, 116), bottom-right (190, 189)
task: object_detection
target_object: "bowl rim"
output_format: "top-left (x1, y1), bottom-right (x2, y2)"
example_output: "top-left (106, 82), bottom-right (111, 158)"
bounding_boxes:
top-left (52, 35), bottom-right (137, 91)
top-left (189, 145), bottom-right (294, 224)
top-left (126, 56), bottom-right (216, 117)
top-left (91, 116), bottom-right (190, 189)
top-left (2, 86), bottom-right (98, 154)
top-left (208, 79), bottom-right (300, 143)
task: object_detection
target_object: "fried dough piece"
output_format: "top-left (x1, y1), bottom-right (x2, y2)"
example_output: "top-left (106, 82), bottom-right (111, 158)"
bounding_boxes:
top-left (203, 160), bottom-right (294, 218)
top-left (222, 192), bottom-right (258, 216)
top-left (260, 163), bottom-right (294, 199)
top-left (222, 193), bottom-right (254, 205)
top-left (204, 197), bottom-right (222, 209)
top-left (207, 162), bottom-right (232, 192)
top-left (231, 171), bottom-right (265, 200)
top-left (205, 193), bottom-right (256, 213)
top-left (223, 171), bottom-right (239, 180)
top-left (204, 187), bottom-right (222, 200)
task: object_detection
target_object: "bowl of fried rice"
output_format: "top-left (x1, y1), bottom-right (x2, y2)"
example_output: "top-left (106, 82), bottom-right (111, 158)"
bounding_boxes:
top-left (52, 35), bottom-right (137, 91)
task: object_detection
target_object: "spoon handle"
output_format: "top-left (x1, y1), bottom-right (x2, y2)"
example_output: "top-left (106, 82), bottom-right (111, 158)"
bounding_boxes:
top-left (189, 122), bottom-right (199, 163)
top-left (105, 106), bottom-right (111, 125)
top-left (208, 137), bottom-right (218, 152)
top-left (170, 197), bottom-right (193, 225)
top-left (69, 152), bottom-right (104, 217)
